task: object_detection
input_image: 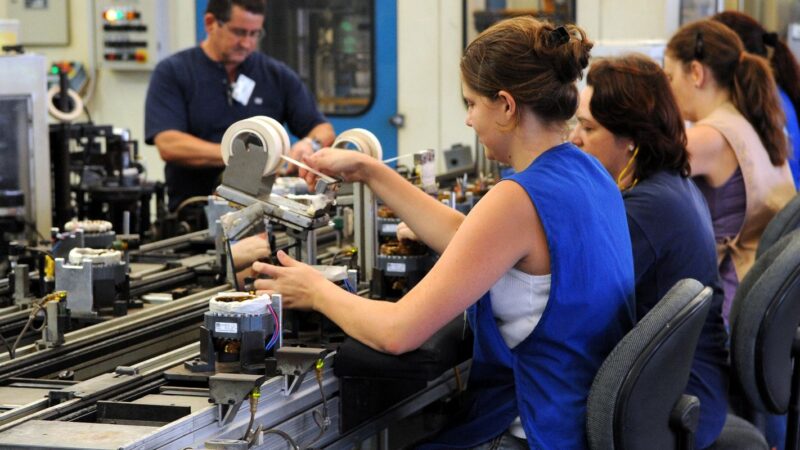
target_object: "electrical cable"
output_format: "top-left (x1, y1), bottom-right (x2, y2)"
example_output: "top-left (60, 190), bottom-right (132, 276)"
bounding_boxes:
top-left (82, 105), bottom-right (93, 124)
top-left (11, 304), bottom-right (40, 359)
top-left (305, 359), bottom-right (331, 448)
top-left (225, 239), bottom-right (240, 291)
top-left (261, 429), bottom-right (300, 450)
top-left (264, 303), bottom-right (280, 351)
top-left (31, 308), bottom-right (47, 332)
top-left (11, 292), bottom-right (63, 358)
top-left (173, 196), bottom-right (211, 218)
top-left (242, 388), bottom-right (260, 443)
top-left (0, 333), bottom-right (14, 359)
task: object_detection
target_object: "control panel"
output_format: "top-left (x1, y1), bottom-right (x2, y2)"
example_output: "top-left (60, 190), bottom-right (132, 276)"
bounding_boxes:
top-left (93, 0), bottom-right (170, 70)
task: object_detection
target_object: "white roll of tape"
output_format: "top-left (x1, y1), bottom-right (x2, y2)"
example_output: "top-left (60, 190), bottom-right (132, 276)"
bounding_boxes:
top-left (220, 116), bottom-right (290, 176)
top-left (47, 85), bottom-right (84, 123)
top-left (332, 128), bottom-right (383, 160)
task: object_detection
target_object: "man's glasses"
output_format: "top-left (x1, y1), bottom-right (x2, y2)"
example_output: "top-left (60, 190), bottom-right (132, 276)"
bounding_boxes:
top-left (218, 21), bottom-right (264, 40)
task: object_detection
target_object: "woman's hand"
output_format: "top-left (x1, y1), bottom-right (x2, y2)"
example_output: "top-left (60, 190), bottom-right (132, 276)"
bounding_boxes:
top-left (301, 149), bottom-right (372, 189)
top-left (251, 250), bottom-right (330, 311)
top-left (396, 222), bottom-right (419, 242)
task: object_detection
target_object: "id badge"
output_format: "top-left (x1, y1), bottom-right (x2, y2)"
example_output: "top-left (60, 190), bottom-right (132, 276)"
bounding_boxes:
top-left (231, 74), bottom-right (256, 105)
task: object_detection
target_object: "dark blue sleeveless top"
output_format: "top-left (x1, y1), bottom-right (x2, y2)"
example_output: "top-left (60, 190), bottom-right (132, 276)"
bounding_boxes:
top-left (420, 143), bottom-right (635, 449)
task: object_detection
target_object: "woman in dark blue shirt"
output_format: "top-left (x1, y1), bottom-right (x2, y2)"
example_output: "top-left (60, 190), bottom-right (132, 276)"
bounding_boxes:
top-left (570, 53), bottom-right (729, 449)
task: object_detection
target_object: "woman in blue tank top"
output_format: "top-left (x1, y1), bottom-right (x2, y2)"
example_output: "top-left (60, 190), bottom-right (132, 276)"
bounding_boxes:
top-left (253, 16), bottom-right (635, 449)
top-left (570, 54), bottom-right (729, 449)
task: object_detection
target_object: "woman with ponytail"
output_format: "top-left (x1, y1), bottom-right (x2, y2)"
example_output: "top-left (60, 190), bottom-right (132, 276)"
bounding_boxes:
top-left (255, 16), bottom-right (636, 449)
top-left (665, 19), bottom-right (795, 324)
top-left (713, 10), bottom-right (800, 187)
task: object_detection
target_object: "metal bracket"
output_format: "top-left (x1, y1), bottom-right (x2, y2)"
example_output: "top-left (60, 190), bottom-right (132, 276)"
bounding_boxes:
top-left (275, 346), bottom-right (328, 396)
top-left (208, 373), bottom-right (266, 426)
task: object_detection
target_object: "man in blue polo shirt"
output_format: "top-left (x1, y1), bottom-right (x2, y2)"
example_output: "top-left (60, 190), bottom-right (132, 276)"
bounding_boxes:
top-left (145, 0), bottom-right (334, 211)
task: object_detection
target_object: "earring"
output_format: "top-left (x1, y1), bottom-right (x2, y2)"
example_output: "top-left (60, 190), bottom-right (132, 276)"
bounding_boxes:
top-left (627, 144), bottom-right (635, 153)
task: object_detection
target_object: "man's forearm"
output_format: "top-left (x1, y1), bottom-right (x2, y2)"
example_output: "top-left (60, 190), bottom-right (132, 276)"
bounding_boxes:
top-left (307, 123), bottom-right (335, 146)
top-left (154, 130), bottom-right (225, 167)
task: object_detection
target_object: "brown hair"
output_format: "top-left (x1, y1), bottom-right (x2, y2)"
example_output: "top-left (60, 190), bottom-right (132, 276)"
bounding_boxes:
top-left (460, 16), bottom-right (593, 125)
top-left (667, 19), bottom-right (787, 166)
top-left (587, 54), bottom-right (690, 181)
top-left (712, 11), bottom-right (800, 118)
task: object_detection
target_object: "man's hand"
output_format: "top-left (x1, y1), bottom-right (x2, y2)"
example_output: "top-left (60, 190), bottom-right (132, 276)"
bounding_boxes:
top-left (229, 233), bottom-right (271, 271)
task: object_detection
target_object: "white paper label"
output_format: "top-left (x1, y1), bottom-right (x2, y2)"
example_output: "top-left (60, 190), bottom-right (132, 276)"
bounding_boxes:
top-left (386, 262), bottom-right (406, 273)
top-left (414, 149), bottom-right (437, 193)
top-left (232, 74), bottom-right (255, 105)
top-left (381, 223), bottom-right (398, 234)
top-left (215, 322), bottom-right (238, 334)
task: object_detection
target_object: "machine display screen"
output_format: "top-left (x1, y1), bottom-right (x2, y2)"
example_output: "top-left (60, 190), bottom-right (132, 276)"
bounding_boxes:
top-left (0, 96), bottom-right (28, 192)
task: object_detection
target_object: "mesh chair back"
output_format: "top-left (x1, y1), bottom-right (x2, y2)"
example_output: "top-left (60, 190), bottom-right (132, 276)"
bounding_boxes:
top-left (757, 194), bottom-right (800, 259)
top-left (729, 229), bottom-right (800, 413)
top-left (587, 279), bottom-right (713, 450)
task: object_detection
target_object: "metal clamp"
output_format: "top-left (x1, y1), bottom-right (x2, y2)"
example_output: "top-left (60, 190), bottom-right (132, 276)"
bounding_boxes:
top-left (208, 373), bottom-right (266, 426)
top-left (276, 346), bottom-right (328, 395)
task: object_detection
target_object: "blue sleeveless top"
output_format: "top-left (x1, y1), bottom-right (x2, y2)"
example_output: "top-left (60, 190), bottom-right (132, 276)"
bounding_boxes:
top-left (779, 88), bottom-right (800, 188)
top-left (420, 143), bottom-right (635, 449)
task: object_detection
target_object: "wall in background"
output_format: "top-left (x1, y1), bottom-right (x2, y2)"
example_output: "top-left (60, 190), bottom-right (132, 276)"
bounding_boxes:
top-left (0, 0), bottom-right (196, 186)
top-left (4, 0), bottom-right (784, 182)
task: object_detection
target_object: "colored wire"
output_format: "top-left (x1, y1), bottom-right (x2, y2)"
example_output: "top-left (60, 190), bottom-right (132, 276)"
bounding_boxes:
top-left (342, 279), bottom-right (356, 293)
top-left (264, 302), bottom-right (280, 351)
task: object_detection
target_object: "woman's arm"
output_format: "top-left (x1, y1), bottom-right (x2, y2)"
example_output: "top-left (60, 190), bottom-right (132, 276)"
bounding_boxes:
top-left (305, 150), bottom-right (466, 253)
top-left (253, 180), bottom-right (545, 354)
top-left (686, 125), bottom-right (737, 181)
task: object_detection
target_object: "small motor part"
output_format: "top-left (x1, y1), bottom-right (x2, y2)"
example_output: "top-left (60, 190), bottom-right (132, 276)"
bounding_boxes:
top-left (64, 219), bottom-right (113, 234)
top-left (67, 247), bottom-right (122, 266)
top-left (184, 292), bottom-right (277, 374)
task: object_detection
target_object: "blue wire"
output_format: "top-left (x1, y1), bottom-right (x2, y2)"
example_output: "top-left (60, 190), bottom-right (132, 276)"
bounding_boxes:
top-left (265, 303), bottom-right (280, 351)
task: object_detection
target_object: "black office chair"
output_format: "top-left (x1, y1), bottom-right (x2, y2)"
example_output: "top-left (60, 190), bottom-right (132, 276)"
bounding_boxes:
top-left (756, 193), bottom-right (800, 259)
top-left (587, 279), bottom-right (713, 450)
top-left (711, 229), bottom-right (800, 450)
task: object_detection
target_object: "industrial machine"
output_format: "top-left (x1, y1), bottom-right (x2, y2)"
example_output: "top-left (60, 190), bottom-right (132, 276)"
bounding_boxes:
top-left (0, 53), bottom-right (52, 272)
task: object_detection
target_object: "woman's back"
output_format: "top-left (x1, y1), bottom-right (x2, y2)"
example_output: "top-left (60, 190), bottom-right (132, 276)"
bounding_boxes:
top-left (624, 169), bottom-right (728, 449)
top-left (696, 103), bottom-right (794, 287)
top-left (425, 143), bottom-right (636, 449)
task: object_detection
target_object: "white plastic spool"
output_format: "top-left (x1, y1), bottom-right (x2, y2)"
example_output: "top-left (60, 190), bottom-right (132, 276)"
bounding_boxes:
top-left (332, 128), bottom-right (383, 160)
top-left (220, 116), bottom-right (290, 176)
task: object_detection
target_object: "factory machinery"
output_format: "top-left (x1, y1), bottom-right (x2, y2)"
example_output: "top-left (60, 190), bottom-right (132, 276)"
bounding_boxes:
top-left (0, 116), bottom-right (474, 449)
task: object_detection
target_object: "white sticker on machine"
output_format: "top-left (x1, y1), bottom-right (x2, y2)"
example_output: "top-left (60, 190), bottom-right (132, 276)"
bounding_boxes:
top-left (215, 322), bottom-right (238, 334)
top-left (386, 262), bottom-right (406, 273)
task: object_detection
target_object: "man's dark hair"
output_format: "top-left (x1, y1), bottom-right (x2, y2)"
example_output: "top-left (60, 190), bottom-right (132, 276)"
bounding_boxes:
top-left (206, 0), bottom-right (266, 23)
